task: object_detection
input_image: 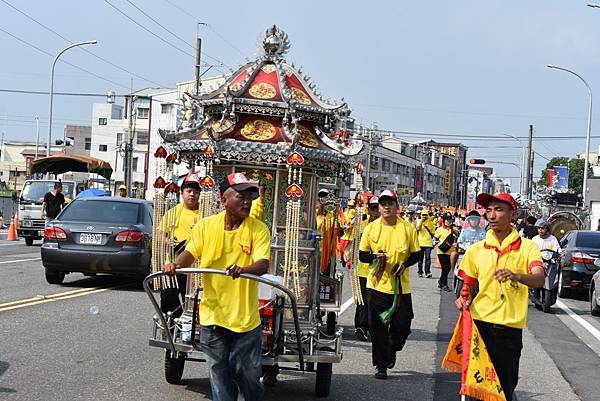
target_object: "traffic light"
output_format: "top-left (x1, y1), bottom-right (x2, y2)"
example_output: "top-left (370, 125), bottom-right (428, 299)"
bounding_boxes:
top-left (469, 159), bottom-right (486, 165)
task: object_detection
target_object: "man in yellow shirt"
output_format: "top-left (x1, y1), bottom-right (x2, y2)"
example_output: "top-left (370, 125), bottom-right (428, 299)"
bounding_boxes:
top-left (434, 212), bottom-right (457, 291)
top-left (354, 196), bottom-right (380, 342)
top-left (415, 208), bottom-right (435, 278)
top-left (158, 174), bottom-right (201, 317)
top-left (358, 190), bottom-right (421, 380)
top-left (163, 172), bottom-right (270, 401)
top-left (455, 192), bottom-right (544, 401)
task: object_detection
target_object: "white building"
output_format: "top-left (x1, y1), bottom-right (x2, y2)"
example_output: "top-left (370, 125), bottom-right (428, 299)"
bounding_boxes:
top-left (89, 75), bottom-right (227, 198)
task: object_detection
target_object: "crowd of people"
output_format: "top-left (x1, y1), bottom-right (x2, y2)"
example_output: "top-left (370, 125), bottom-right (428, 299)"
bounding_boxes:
top-left (326, 189), bottom-right (549, 400)
top-left (154, 173), bottom-right (552, 401)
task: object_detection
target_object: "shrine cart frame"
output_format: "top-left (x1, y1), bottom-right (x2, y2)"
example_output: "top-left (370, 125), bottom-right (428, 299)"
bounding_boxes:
top-left (143, 268), bottom-right (343, 398)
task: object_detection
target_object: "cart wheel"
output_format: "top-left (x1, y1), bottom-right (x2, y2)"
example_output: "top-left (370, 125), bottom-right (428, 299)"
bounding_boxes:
top-left (164, 350), bottom-right (185, 384)
top-left (315, 362), bottom-right (332, 397)
top-left (326, 312), bottom-right (336, 335)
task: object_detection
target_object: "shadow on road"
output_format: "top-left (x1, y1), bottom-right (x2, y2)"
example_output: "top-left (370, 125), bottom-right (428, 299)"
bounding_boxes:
top-left (57, 274), bottom-right (142, 292)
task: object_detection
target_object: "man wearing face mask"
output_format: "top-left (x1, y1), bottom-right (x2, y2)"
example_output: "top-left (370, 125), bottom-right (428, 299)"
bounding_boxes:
top-left (415, 208), bottom-right (435, 278)
top-left (162, 172), bottom-right (270, 401)
top-left (434, 212), bottom-right (457, 291)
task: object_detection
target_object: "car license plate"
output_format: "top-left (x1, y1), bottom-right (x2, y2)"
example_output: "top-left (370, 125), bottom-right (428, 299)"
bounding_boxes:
top-left (79, 233), bottom-right (102, 245)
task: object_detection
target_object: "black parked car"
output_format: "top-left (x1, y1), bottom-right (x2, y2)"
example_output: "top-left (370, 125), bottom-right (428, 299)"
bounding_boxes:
top-left (558, 230), bottom-right (600, 299)
top-left (41, 197), bottom-right (153, 285)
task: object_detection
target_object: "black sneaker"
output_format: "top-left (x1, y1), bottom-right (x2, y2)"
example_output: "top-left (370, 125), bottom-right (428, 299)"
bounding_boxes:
top-left (441, 285), bottom-right (452, 292)
top-left (375, 367), bottom-right (387, 380)
top-left (418, 273), bottom-right (423, 277)
top-left (355, 328), bottom-right (369, 342)
top-left (425, 273), bottom-right (433, 278)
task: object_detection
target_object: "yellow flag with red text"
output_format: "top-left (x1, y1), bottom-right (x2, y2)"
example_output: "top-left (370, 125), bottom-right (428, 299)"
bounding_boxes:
top-left (442, 310), bottom-right (506, 401)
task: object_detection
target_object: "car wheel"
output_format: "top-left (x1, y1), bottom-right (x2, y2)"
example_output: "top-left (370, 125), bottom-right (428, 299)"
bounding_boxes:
top-left (558, 270), bottom-right (570, 299)
top-left (25, 237), bottom-right (34, 246)
top-left (45, 269), bottom-right (65, 285)
top-left (591, 284), bottom-right (600, 317)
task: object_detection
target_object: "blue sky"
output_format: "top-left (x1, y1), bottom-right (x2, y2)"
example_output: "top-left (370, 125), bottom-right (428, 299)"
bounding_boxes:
top-left (2, 0), bottom-right (600, 190)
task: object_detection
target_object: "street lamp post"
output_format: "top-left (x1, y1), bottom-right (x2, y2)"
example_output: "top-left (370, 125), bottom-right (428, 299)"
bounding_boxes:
top-left (47, 40), bottom-right (97, 158)
top-left (546, 64), bottom-right (592, 204)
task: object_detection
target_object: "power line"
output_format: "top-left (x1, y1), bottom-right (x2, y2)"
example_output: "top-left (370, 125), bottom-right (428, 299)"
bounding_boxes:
top-left (162, 0), bottom-right (247, 59)
top-left (0, 26), bottom-right (129, 90)
top-left (121, 0), bottom-right (229, 74)
top-left (124, 0), bottom-right (194, 51)
top-left (354, 102), bottom-right (598, 122)
top-left (0, 88), bottom-right (121, 97)
top-left (0, 0), bottom-right (169, 88)
top-left (103, 0), bottom-right (194, 58)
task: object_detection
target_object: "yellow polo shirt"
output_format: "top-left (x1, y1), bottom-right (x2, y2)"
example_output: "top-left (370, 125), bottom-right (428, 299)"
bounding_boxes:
top-left (356, 219), bottom-right (372, 278)
top-left (159, 203), bottom-right (200, 243)
top-left (416, 218), bottom-right (435, 247)
top-left (359, 218), bottom-right (420, 294)
top-left (459, 229), bottom-right (542, 329)
top-left (185, 214), bottom-right (271, 333)
top-left (434, 226), bottom-right (455, 255)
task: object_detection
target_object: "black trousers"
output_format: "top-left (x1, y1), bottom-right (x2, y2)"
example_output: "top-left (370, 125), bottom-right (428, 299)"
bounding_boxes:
top-left (367, 289), bottom-right (413, 368)
top-left (417, 247), bottom-right (432, 275)
top-left (354, 277), bottom-right (369, 331)
top-left (438, 254), bottom-right (451, 287)
top-left (160, 274), bottom-right (188, 318)
top-left (474, 320), bottom-right (523, 401)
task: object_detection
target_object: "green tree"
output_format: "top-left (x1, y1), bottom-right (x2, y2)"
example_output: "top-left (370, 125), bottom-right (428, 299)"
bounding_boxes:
top-left (538, 156), bottom-right (592, 196)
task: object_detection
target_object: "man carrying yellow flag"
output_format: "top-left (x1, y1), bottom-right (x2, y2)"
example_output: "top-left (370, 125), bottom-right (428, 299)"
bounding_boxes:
top-left (443, 193), bottom-right (544, 401)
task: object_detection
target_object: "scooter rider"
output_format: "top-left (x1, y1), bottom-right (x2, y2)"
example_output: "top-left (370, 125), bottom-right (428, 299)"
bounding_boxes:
top-left (531, 219), bottom-right (561, 253)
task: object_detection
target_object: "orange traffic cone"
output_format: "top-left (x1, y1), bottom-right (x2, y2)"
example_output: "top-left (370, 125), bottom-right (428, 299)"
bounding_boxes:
top-left (7, 215), bottom-right (17, 241)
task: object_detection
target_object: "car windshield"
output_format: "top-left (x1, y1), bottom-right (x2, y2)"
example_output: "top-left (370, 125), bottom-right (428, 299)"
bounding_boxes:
top-left (22, 181), bottom-right (75, 203)
top-left (575, 232), bottom-right (600, 249)
top-left (59, 200), bottom-right (141, 224)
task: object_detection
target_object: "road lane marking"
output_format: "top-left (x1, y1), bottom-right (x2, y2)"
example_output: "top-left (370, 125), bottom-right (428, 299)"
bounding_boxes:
top-left (0, 257), bottom-right (41, 265)
top-left (0, 283), bottom-right (129, 313)
top-left (340, 297), bottom-right (354, 315)
top-left (555, 299), bottom-right (600, 342)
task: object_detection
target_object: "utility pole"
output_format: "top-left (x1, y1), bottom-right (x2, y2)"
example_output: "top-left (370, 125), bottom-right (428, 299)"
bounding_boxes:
top-left (124, 91), bottom-right (134, 197)
top-left (525, 124), bottom-right (533, 199)
top-left (365, 127), bottom-right (373, 190)
top-left (195, 37), bottom-right (202, 95)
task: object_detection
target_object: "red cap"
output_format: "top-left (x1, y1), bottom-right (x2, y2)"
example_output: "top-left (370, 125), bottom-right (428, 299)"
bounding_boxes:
top-left (219, 172), bottom-right (259, 195)
top-left (477, 192), bottom-right (518, 211)
top-left (181, 173), bottom-right (201, 190)
top-left (378, 189), bottom-right (398, 202)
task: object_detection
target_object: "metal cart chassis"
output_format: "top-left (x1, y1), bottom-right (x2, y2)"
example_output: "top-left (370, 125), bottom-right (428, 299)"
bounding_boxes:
top-left (143, 268), bottom-right (343, 397)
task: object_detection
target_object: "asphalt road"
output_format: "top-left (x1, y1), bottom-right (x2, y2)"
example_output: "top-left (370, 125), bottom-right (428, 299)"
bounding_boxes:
top-left (0, 239), bottom-right (598, 400)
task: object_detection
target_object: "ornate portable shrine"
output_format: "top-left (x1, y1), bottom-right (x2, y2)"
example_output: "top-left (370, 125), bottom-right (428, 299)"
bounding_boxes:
top-left (145, 25), bottom-right (364, 397)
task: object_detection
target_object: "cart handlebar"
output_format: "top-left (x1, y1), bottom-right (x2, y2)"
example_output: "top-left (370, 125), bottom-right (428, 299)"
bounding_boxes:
top-left (142, 268), bottom-right (305, 370)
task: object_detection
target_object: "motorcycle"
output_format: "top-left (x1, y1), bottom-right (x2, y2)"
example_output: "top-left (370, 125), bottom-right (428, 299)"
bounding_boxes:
top-left (529, 249), bottom-right (560, 313)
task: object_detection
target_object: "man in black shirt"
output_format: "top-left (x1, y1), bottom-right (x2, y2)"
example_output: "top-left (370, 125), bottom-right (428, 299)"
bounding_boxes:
top-left (42, 182), bottom-right (66, 221)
